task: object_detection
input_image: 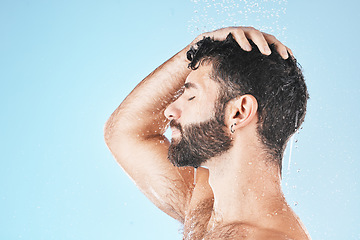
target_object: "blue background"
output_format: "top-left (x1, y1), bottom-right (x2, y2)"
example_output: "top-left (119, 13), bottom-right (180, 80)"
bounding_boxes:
top-left (1, 0), bottom-right (359, 239)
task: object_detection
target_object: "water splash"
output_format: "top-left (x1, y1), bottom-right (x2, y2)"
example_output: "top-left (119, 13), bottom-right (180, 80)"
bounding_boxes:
top-left (287, 134), bottom-right (295, 172)
top-left (287, 111), bottom-right (299, 172)
top-left (188, 0), bottom-right (288, 38)
top-left (193, 167), bottom-right (197, 185)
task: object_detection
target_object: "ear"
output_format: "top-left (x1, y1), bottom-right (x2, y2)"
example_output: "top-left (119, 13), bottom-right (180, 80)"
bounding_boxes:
top-left (226, 94), bottom-right (258, 131)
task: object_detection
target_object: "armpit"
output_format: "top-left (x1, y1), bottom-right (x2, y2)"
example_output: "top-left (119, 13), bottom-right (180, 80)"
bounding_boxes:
top-left (148, 174), bottom-right (193, 223)
top-left (204, 223), bottom-right (250, 240)
top-left (204, 223), bottom-right (294, 240)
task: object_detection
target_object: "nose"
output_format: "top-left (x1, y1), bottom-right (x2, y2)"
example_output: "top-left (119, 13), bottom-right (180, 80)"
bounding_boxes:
top-left (164, 101), bottom-right (181, 121)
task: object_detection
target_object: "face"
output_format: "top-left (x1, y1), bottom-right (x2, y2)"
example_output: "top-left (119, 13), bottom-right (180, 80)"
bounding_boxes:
top-left (164, 64), bottom-right (233, 168)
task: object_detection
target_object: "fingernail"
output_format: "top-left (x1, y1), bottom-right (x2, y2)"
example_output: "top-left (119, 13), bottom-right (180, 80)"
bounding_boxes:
top-left (244, 45), bottom-right (252, 51)
top-left (264, 46), bottom-right (271, 55)
top-left (282, 50), bottom-right (289, 59)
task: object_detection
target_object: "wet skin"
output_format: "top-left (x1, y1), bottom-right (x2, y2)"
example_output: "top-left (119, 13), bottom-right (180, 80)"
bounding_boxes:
top-left (104, 26), bottom-right (310, 239)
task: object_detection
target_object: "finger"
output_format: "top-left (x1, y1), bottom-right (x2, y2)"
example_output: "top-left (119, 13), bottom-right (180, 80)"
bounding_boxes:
top-left (286, 47), bottom-right (294, 57)
top-left (243, 27), bottom-right (271, 55)
top-left (263, 33), bottom-right (289, 59)
top-left (231, 28), bottom-right (252, 51)
top-left (201, 28), bottom-right (228, 41)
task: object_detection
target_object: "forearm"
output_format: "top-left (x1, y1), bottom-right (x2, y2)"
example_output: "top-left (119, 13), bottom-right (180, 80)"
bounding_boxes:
top-left (103, 43), bottom-right (196, 220)
top-left (105, 44), bottom-right (192, 142)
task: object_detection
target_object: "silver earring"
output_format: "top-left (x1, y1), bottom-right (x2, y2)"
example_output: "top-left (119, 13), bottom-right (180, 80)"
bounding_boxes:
top-left (230, 123), bottom-right (237, 133)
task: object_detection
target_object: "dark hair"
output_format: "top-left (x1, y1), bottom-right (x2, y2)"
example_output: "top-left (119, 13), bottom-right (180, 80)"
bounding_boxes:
top-left (186, 33), bottom-right (309, 170)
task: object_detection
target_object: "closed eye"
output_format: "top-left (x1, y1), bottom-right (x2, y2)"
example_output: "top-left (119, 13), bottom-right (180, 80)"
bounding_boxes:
top-left (188, 96), bottom-right (196, 101)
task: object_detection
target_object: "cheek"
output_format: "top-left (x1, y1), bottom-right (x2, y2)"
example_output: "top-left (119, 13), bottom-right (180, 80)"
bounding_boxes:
top-left (186, 100), bottom-right (216, 123)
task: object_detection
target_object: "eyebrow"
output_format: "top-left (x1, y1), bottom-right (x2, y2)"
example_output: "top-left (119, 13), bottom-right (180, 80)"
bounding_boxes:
top-left (184, 82), bottom-right (198, 90)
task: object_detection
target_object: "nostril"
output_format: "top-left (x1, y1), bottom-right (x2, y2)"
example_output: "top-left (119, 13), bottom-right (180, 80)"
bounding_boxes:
top-left (164, 102), bottom-right (181, 120)
top-left (164, 107), bottom-right (173, 120)
top-left (168, 114), bottom-right (176, 120)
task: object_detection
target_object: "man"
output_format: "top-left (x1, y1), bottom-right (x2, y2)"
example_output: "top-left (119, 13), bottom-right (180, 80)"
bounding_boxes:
top-left (104, 26), bottom-right (311, 239)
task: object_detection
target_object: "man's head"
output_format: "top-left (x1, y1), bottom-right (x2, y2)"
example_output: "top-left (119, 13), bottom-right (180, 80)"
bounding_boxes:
top-left (166, 33), bottom-right (308, 170)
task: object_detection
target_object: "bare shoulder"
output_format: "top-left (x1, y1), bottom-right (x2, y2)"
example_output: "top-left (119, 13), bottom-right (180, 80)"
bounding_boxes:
top-left (204, 222), bottom-right (310, 240)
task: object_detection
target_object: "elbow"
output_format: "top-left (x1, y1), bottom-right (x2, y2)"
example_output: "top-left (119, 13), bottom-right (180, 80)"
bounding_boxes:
top-left (103, 116), bottom-right (129, 153)
top-left (104, 122), bottom-right (121, 158)
top-left (103, 119), bottom-right (131, 166)
top-left (104, 118), bottom-right (116, 149)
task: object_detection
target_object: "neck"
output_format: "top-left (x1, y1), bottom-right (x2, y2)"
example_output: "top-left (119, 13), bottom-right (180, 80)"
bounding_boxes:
top-left (205, 142), bottom-right (286, 227)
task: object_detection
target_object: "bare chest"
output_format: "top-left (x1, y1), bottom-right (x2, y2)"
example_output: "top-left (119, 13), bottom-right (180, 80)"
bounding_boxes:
top-left (181, 199), bottom-right (257, 240)
top-left (182, 212), bottom-right (261, 240)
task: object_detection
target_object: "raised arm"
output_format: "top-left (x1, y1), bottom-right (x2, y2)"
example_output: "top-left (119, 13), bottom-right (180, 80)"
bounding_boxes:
top-left (104, 45), bottom-right (193, 222)
top-left (104, 26), bottom-right (290, 223)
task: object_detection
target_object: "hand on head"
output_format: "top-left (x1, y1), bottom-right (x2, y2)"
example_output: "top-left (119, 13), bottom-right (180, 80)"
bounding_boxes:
top-left (193, 26), bottom-right (292, 59)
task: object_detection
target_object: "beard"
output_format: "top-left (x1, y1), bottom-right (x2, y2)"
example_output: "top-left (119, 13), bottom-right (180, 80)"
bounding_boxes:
top-left (168, 111), bottom-right (233, 168)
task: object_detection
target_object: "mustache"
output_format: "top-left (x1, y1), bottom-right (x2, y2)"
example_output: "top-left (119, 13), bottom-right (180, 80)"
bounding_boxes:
top-left (170, 120), bottom-right (183, 133)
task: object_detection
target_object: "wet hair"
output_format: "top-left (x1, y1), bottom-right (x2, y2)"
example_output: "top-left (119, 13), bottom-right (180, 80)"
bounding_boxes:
top-left (186, 33), bottom-right (309, 170)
